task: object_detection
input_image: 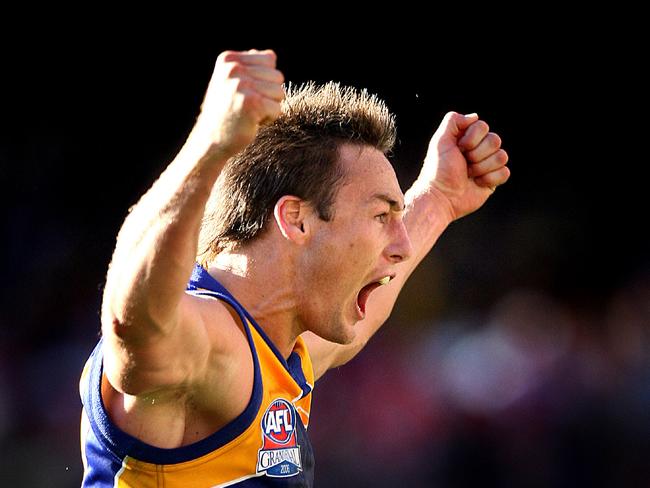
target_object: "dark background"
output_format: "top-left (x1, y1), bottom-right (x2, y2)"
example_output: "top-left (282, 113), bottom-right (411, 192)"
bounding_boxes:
top-left (1, 35), bottom-right (648, 487)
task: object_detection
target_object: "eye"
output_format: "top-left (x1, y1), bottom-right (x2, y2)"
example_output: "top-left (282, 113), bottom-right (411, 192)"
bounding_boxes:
top-left (375, 212), bottom-right (388, 224)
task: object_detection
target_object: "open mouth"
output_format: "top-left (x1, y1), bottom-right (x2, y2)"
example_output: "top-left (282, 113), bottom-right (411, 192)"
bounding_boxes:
top-left (356, 275), bottom-right (393, 318)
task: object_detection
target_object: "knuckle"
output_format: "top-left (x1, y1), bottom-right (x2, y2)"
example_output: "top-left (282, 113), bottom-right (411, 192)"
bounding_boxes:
top-left (496, 148), bottom-right (509, 164)
top-left (226, 62), bottom-right (245, 78)
top-left (476, 120), bottom-right (490, 134)
top-left (488, 132), bottom-right (502, 148)
top-left (241, 92), bottom-right (262, 110)
top-left (483, 173), bottom-right (498, 186)
top-left (218, 50), bottom-right (239, 63)
top-left (233, 77), bottom-right (250, 91)
top-left (466, 147), bottom-right (481, 162)
top-left (444, 110), bottom-right (460, 121)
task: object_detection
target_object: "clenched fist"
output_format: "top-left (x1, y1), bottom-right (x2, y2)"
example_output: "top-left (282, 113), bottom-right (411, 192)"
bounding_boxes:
top-left (197, 49), bottom-right (285, 156)
top-left (415, 112), bottom-right (510, 221)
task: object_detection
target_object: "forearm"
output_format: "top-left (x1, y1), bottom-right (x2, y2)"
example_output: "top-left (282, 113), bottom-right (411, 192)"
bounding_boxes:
top-left (101, 49), bottom-right (284, 348)
top-left (402, 182), bottom-right (455, 264)
top-left (102, 131), bottom-right (230, 340)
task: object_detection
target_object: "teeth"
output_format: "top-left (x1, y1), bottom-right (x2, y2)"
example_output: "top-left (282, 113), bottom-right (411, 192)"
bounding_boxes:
top-left (378, 276), bottom-right (391, 286)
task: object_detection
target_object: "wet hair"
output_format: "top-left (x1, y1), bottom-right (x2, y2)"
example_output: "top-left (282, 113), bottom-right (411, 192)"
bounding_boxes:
top-left (197, 81), bottom-right (396, 265)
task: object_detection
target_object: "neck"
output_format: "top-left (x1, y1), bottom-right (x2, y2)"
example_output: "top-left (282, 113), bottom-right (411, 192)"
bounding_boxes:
top-left (208, 242), bottom-right (301, 359)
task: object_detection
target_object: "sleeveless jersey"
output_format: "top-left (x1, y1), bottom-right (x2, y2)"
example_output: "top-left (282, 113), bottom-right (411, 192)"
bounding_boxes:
top-left (79, 263), bottom-right (315, 487)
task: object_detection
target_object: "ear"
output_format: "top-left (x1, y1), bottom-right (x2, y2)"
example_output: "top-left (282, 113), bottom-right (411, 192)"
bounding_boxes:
top-left (273, 195), bottom-right (310, 244)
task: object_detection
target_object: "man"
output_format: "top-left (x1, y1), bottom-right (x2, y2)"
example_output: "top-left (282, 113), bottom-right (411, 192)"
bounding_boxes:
top-left (79, 49), bottom-right (509, 487)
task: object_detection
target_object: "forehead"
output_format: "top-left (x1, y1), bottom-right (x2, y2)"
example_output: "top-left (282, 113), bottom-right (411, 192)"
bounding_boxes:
top-left (336, 143), bottom-right (402, 203)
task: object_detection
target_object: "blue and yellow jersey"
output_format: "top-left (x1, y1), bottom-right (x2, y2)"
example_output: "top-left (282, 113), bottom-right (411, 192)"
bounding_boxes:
top-left (80, 264), bottom-right (315, 487)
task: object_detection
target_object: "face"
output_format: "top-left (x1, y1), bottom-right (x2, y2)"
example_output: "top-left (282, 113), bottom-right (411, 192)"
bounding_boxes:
top-left (296, 143), bottom-right (413, 344)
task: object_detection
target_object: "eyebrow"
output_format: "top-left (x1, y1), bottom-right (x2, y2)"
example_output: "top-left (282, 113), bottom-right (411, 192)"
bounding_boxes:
top-left (370, 193), bottom-right (405, 212)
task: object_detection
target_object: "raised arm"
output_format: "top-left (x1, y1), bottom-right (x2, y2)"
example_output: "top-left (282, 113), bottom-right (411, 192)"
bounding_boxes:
top-left (101, 50), bottom-right (284, 395)
top-left (305, 112), bottom-right (510, 379)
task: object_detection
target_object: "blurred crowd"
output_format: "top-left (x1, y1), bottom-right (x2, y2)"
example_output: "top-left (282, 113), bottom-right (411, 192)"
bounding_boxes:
top-left (311, 276), bottom-right (650, 487)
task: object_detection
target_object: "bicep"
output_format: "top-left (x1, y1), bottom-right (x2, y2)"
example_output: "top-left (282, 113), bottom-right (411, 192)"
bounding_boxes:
top-left (102, 293), bottom-right (222, 396)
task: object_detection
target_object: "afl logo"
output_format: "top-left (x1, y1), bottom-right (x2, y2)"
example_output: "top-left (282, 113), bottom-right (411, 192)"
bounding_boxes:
top-left (257, 398), bottom-right (302, 478)
top-left (262, 399), bottom-right (295, 444)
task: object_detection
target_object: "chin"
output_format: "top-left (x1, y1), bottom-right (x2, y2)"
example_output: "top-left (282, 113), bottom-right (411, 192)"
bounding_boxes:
top-left (333, 331), bottom-right (355, 346)
top-left (303, 305), bottom-right (358, 345)
top-left (330, 320), bottom-right (357, 345)
top-left (314, 319), bottom-right (356, 346)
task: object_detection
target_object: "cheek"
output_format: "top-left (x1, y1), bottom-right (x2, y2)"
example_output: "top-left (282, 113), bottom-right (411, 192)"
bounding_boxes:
top-left (305, 224), bottom-right (379, 286)
top-left (348, 231), bottom-right (384, 266)
top-left (300, 243), bottom-right (345, 295)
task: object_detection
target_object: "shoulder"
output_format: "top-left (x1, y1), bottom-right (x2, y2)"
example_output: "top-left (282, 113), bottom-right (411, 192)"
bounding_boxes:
top-left (182, 291), bottom-right (250, 353)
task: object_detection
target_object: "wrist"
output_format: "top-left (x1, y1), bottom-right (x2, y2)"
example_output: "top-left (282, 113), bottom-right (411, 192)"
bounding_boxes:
top-left (406, 179), bottom-right (456, 226)
top-left (186, 121), bottom-right (237, 161)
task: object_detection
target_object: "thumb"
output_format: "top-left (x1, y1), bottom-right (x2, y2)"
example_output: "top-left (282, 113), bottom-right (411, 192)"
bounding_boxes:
top-left (429, 112), bottom-right (479, 154)
top-left (437, 111), bottom-right (479, 138)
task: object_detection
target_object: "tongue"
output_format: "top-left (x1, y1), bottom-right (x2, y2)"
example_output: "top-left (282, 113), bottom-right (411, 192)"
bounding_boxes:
top-left (357, 282), bottom-right (380, 315)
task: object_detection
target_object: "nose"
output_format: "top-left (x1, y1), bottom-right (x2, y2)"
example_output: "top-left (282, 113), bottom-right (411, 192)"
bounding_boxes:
top-left (386, 219), bottom-right (413, 264)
